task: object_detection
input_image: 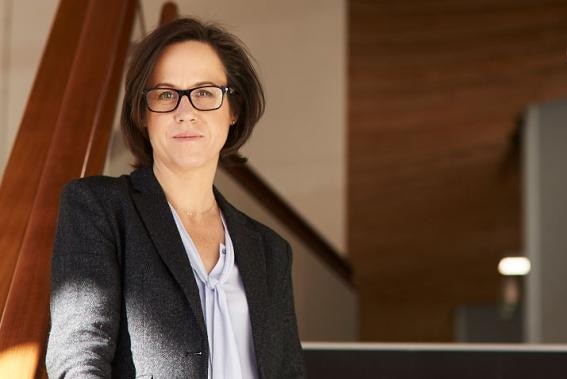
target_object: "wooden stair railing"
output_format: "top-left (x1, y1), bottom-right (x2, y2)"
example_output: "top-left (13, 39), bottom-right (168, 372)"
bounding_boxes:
top-left (0, 0), bottom-right (136, 377)
top-left (0, 0), bottom-right (89, 328)
top-left (222, 164), bottom-right (354, 284)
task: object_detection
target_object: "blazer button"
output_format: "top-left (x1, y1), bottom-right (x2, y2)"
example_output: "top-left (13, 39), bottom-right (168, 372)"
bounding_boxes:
top-left (185, 351), bottom-right (203, 357)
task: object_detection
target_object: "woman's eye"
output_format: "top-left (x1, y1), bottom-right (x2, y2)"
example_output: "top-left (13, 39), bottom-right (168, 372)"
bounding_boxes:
top-left (195, 89), bottom-right (212, 97)
top-left (158, 90), bottom-right (176, 100)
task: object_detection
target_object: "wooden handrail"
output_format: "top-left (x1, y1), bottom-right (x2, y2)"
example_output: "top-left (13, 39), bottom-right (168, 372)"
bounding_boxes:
top-left (160, 1), bottom-right (179, 25)
top-left (222, 164), bottom-right (354, 285)
top-left (0, 0), bottom-right (136, 377)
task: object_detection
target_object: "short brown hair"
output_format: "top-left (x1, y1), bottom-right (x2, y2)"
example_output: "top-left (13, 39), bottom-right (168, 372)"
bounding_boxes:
top-left (121, 17), bottom-right (265, 167)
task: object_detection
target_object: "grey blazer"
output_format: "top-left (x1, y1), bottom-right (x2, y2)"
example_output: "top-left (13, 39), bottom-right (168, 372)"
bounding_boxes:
top-left (46, 167), bottom-right (305, 379)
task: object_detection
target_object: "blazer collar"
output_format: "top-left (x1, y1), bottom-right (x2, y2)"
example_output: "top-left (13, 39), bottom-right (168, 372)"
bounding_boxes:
top-left (129, 167), bottom-right (269, 372)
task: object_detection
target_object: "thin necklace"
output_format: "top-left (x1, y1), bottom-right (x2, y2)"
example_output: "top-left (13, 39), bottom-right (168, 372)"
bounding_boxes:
top-left (175, 201), bottom-right (217, 217)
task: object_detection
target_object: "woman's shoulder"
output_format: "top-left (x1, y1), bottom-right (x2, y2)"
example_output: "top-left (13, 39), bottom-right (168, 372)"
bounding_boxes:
top-left (60, 173), bottom-right (133, 206)
top-left (64, 173), bottom-right (130, 191)
top-left (218, 192), bottom-right (290, 252)
top-left (246, 215), bottom-right (288, 249)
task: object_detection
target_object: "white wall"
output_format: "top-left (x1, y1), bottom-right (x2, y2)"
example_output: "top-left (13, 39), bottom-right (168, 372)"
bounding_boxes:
top-left (0, 0), bottom-right (58, 178)
top-left (0, 0), bottom-right (6, 172)
top-left (524, 99), bottom-right (567, 343)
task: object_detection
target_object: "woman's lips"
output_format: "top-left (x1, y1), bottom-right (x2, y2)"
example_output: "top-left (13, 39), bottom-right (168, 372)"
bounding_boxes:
top-left (173, 133), bottom-right (203, 140)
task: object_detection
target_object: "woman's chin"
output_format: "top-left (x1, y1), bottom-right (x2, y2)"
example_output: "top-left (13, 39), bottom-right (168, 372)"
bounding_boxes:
top-left (170, 155), bottom-right (218, 172)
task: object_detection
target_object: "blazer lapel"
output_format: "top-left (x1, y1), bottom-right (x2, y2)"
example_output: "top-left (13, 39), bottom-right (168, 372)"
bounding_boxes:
top-left (128, 169), bottom-right (269, 374)
top-left (129, 168), bottom-right (207, 342)
top-left (215, 188), bottom-right (269, 377)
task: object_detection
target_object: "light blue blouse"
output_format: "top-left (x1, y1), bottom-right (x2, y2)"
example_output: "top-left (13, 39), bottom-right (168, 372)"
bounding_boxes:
top-left (170, 205), bottom-right (259, 379)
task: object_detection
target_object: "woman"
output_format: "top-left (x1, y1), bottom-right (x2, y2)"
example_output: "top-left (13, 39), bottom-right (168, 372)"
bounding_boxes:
top-left (46, 17), bottom-right (304, 379)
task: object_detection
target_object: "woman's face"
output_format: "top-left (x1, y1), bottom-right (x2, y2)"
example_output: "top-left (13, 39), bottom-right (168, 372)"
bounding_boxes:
top-left (145, 41), bottom-right (234, 172)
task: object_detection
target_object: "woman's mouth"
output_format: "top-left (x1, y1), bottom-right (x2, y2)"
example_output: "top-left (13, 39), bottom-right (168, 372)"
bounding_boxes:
top-left (173, 133), bottom-right (203, 141)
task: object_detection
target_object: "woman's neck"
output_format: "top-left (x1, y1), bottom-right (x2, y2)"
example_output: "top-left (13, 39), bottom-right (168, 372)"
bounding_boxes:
top-left (153, 161), bottom-right (217, 214)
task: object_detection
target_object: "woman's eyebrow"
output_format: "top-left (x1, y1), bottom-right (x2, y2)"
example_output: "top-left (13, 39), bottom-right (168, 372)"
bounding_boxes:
top-left (192, 81), bottom-right (218, 87)
top-left (152, 82), bottom-right (177, 88)
top-left (152, 81), bottom-right (219, 88)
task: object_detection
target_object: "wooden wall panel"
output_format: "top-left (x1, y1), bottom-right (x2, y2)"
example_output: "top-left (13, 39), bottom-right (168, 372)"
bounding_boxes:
top-left (349, 0), bottom-right (567, 341)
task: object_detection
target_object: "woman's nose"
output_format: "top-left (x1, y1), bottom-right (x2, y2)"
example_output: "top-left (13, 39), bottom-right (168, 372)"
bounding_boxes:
top-left (174, 95), bottom-right (197, 122)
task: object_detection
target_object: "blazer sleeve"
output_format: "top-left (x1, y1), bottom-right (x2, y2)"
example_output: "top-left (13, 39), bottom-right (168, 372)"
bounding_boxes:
top-left (281, 242), bottom-right (306, 378)
top-left (46, 181), bottom-right (121, 379)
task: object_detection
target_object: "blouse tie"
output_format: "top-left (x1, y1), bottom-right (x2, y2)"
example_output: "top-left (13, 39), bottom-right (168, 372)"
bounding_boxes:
top-left (170, 206), bottom-right (243, 379)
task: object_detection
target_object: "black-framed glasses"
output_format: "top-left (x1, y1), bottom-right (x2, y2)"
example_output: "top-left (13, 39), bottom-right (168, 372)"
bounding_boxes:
top-left (143, 85), bottom-right (234, 113)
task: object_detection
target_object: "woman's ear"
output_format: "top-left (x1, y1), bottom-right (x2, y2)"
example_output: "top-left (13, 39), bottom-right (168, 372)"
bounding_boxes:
top-left (230, 112), bottom-right (239, 126)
